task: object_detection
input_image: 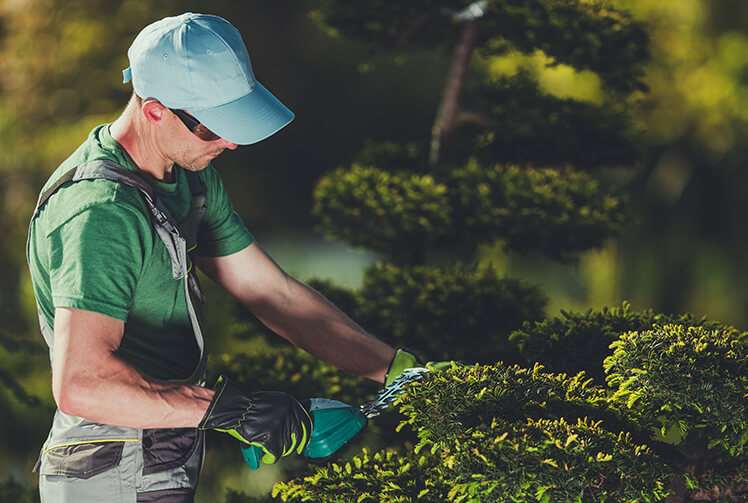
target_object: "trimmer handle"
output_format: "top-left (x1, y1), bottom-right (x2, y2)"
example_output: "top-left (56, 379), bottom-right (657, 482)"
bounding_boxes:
top-left (241, 398), bottom-right (367, 470)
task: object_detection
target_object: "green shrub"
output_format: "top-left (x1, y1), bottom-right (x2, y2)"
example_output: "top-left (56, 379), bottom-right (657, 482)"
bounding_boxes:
top-left (357, 262), bottom-right (546, 363)
top-left (481, 0), bottom-right (650, 93)
top-left (509, 302), bottom-right (730, 383)
top-left (437, 415), bottom-right (671, 503)
top-left (396, 362), bottom-right (609, 450)
top-left (313, 165), bottom-right (451, 263)
top-left (273, 448), bottom-right (446, 503)
top-left (352, 140), bottom-right (427, 173)
top-left (603, 324), bottom-right (748, 458)
top-left (461, 72), bottom-right (639, 168)
top-left (314, 163), bottom-right (626, 262)
top-left (273, 362), bottom-right (674, 502)
top-left (449, 161), bottom-right (626, 260)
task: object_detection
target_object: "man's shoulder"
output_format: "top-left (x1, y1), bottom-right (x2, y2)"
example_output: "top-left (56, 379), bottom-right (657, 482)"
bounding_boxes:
top-left (36, 125), bottom-right (151, 235)
top-left (36, 163), bottom-right (149, 238)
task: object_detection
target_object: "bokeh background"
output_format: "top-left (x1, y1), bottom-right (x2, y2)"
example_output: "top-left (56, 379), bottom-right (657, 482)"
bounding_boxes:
top-left (1, 0), bottom-right (748, 499)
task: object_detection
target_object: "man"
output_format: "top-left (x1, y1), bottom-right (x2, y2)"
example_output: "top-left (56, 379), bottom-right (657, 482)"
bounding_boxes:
top-left (26, 12), bottom-right (424, 503)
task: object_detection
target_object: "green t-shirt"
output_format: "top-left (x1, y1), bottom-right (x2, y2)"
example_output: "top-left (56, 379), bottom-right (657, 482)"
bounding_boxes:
top-left (27, 124), bottom-right (254, 381)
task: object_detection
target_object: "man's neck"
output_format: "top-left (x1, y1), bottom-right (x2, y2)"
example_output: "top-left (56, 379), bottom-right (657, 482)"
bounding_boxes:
top-left (110, 110), bottom-right (175, 182)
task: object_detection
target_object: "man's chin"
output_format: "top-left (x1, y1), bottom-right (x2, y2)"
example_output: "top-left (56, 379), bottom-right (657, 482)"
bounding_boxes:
top-left (182, 159), bottom-right (212, 171)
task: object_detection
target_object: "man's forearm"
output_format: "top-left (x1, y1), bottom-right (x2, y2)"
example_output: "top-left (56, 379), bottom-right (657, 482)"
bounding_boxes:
top-left (246, 275), bottom-right (396, 383)
top-left (55, 351), bottom-right (213, 429)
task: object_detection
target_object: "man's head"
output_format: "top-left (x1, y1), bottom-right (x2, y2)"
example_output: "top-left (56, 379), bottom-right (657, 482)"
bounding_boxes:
top-left (122, 13), bottom-right (294, 147)
top-left (122, 91), bottom-right (237, 172)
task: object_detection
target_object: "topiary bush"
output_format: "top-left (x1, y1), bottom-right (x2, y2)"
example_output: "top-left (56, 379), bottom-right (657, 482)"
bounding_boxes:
top-left (509, 301), bottom-right (732, 383)
top-left (314, 162), bottom-right (626, 262)
top-left (316, 0), bottom-right (649, 93)
top-left (461, 72), bottom-right (640, 169)
top-left (604, 324), bottom-right (748, 459)
top-left (313, 165), bottom-right (451, 263)
top-left (356, 262), bottom-right (546, 363)
top-left (233, 322), bottom-right (748, 502)
top-left (448, 161), bottom-right (626, 260)
top-left (272, 362), bottom-right (675, 502)
top-left (273, 448), bottom-right (445, 503)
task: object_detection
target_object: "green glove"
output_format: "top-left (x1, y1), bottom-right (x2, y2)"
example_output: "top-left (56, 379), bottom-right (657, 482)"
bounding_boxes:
top-left (198, 376), bottom-right (313, 465)
top-left (385, 348), bottom-right (454, 387)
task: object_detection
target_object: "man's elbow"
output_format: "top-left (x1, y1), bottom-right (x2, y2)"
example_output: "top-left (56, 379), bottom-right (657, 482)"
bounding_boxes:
top-left (53, 374), bottom-right (94, 417)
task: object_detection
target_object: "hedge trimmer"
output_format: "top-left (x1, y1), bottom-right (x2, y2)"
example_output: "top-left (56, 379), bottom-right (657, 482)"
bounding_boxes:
top-left (241, 367), bottom-right (430, 469)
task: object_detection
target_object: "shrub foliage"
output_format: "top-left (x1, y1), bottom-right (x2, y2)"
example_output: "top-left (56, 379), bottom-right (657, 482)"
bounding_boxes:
top-left (509, 301), bottom-right (731, 383)
top-left (314, 163), bottom-right (626, 262)
top-left (604, 324), bottom-right (748, 459)
top-left (356, 263), bottom-right (546, 363)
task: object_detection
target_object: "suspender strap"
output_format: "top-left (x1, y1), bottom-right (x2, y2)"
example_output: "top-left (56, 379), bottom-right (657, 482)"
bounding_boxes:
top-left (184, 170), bottom-right (207, 251)
top-left (31, 159), bottom-right (208, 384)
top-left (34, 160), bottom-right (204, 280)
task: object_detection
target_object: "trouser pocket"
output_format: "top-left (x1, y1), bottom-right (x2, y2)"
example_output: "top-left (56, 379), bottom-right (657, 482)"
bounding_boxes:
top-left (39, 441), bottom-right (127, 503)
top-left (141, 428), bottom-right (199, 475)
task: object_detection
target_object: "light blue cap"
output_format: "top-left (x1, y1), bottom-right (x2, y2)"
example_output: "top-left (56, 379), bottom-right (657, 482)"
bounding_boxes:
top-left (122, 12), bottom-right (294, 145)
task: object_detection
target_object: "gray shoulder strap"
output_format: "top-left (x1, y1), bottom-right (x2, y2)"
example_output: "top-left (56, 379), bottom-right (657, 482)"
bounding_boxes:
top-left (33, 160), bottom-right (190, 280)
top-left (31, 159), bottom-right (207, 384)
top-left (184, 170), bottom-right (207, 250)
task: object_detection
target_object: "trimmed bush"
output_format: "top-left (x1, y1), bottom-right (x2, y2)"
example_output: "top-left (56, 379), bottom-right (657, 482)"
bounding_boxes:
top-left (273, 448), bottom-right (445, 503)
top-left (436, 415), bottom-right (672, 503)
top-left (603, 324), bottom-right (748, 458)
top-left (480, 0), bottom-right (650, 93)
top-left (357, 262), bottom-right (546, 363)
top-left (229, 266), bottom-right (545, 365)
top-left (313, 165), bottom-right (451, 263)
top-left (397, 362), bottom-right (609, 451)
top-left (273, 362), bottom-right (674, 502)
top-left (314, 163), bottom-right (626, 261)
top-left (449, 161), bottom-right (626, 260)
top-left (462, 72), bottom-right (639, 168)
top-left (509, 301), bottom-right (731, 383)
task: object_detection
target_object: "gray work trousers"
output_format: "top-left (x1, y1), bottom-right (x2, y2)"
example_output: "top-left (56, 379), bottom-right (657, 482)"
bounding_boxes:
top-left (36, 424), bottom-right (205, 503)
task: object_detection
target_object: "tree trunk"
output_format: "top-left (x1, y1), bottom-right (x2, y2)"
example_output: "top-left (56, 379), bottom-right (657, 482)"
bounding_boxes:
top-left (429, 20), bottom-right (478, 167)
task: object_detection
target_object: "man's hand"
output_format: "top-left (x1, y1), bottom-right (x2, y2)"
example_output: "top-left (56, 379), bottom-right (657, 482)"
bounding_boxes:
top-left (198, 376), bottom-right (313, 465)
top-left (385, 348), bottom-right (454, 387)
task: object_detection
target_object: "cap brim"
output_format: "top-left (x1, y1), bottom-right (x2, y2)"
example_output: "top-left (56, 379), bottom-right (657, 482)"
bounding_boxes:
top-left (188, 82), bottom-right (294, 145)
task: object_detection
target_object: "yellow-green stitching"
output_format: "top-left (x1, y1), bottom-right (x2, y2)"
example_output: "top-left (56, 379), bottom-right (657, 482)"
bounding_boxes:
top-left (44, 438), bottom-right (140, 453)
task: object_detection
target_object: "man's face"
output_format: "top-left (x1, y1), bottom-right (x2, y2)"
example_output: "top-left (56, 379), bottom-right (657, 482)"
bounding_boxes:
top-left (166, 109), bottom-right (238, 171)
top-left (144, 99), bottom-right (238, 171)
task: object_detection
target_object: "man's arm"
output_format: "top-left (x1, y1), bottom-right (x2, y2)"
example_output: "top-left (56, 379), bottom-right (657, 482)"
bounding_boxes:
top-left (195, 243), bottom-right (396, 383)
top-left (52, 307), bottom-right (213, 428)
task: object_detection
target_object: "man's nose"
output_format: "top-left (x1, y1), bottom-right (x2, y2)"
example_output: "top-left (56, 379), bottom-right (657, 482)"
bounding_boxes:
top-left (220, 139), bottom-right (239, 150)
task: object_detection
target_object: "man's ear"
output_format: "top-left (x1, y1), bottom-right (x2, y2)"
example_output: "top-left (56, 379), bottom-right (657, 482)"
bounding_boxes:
top-left (141, 99), bottom-right (167, 124)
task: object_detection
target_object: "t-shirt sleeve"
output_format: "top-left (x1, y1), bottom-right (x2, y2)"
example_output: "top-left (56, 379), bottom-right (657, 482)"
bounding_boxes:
top-left (47, 202), bottom-right (149, 321)
top-left (196, 166), bottom-right (255, 257)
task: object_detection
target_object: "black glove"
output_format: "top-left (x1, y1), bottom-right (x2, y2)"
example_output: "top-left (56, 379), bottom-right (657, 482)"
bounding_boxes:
top-left (198, 376), bottom-right (313, 465)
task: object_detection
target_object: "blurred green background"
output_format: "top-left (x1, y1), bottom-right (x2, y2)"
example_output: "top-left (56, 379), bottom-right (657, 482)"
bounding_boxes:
top-left (1, 0), bottom-right (748, 499)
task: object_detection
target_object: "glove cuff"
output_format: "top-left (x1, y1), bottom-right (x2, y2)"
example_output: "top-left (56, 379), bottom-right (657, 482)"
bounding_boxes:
top-left (198, 375), bottom-right (230, 430)
top-left (385, 348), bottom-right (421, 387)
